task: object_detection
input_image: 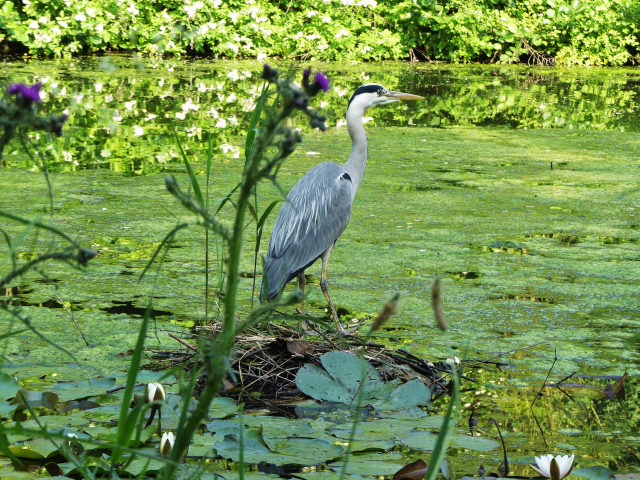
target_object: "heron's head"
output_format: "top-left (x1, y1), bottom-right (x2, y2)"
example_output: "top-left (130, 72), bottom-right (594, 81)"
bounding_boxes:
top-left (347, 83), bottom-right (423, 115)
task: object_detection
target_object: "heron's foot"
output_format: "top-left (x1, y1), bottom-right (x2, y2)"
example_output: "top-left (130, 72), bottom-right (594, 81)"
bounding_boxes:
top-left (335, 317), bottom-right (367, 335)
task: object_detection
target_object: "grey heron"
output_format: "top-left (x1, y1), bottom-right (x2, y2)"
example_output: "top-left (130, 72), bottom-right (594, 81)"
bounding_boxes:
top-left (260, 83), bottom-right (424, 334)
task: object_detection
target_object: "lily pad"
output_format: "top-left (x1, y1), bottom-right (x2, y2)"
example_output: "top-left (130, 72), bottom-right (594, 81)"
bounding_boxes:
top-left (296, 351), bottom-right (431, 410)
top-left (329, 458), bottom-right (406, 476)
top-left (574, 467), bottom-right (617, 480)
top-left (452, 434), bottom-right (500, 452)
top-left (0, 400), bottom-right (19, 419)
top-left (51, 378), bottom-right (116, 402)
top-left (209, 397), bottom-right (241, 419)
top-left (400, 431), bottom-right (439, 451)
top-left (0, 373), bottom-right (20, 400)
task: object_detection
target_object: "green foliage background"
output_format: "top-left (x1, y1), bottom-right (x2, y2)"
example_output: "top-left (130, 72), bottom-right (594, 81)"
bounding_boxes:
top-left (2, 0), bottom-right (640, 66)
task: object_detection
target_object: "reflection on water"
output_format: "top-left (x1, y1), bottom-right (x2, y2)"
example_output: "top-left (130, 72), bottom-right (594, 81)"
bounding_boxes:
top-left (1, 56), bottom-right (639, 174)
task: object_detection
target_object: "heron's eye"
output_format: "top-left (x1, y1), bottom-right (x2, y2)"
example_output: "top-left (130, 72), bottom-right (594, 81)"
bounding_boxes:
top-left (377, 89), bottom-right (383, 96)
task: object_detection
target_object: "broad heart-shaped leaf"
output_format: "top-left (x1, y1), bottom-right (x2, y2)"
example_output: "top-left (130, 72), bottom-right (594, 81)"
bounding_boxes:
top-left (573, 467), bottom-right (616, 480)
top-left (0, 401), bottom-right (19, 419)
top-left (400, 431), bottom-right (439, 451)
top-left (297, 352), bottom-right (431, 410)
top-left (51, 377), bottom-right (115, 402)
top-left (0, 373), bottom-right (20, 400)
top-left (452, 434), bottom-right (500, 452)
top-left (321, 351), bottom-right (382, 392)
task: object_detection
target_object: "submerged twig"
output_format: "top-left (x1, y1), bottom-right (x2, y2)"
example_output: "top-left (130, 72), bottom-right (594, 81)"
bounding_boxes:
top-left (530, 349), bottom-right (557, 447)
top-left (51, 288), bottom-right (89, 347)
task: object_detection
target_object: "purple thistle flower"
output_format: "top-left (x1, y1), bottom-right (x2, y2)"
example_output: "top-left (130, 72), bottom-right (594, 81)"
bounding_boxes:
top-left (313, 73), bottom-right (330, 92)
top-left (8, 83), bottom-right (42, 103)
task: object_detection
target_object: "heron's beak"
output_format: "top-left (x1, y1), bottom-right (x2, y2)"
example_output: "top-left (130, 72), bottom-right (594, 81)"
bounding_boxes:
top-left (384, 91), bottom-right (424, 101)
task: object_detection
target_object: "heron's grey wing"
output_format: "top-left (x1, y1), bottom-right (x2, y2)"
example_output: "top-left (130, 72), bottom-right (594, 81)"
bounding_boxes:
top-left (261, 162), bottom-right (354, 300)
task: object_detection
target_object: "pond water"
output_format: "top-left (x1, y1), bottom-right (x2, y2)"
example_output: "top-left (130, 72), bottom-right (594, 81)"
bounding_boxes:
top-left (1, 56), bottom-right (640, 478)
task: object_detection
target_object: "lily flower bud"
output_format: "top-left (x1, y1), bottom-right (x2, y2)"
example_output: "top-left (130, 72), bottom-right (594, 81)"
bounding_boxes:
top-left (159, 432), bottom-right (174, 458)
top-left (145, 382), bottom-right (166, 407)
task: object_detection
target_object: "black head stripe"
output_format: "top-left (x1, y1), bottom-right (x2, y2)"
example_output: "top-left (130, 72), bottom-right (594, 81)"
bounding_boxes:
top-left (347, 84), bottom-right (384, 108)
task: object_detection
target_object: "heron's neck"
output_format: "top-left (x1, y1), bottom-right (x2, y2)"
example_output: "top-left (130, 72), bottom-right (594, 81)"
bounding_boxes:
top-left (342, 106), bottom-right (368, 196)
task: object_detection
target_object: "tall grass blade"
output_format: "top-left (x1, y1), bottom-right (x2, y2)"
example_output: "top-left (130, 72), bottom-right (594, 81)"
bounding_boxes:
top-left (111, 298), bottom-right (153, 465)
top-left (170, 120), bottom-right (204, 205)
top-left (423, 370), bottom-right (460, 480)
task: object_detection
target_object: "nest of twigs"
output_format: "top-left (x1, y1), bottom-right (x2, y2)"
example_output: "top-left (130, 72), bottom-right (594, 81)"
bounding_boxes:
top-left (150, 319), bottom-right (488, 406)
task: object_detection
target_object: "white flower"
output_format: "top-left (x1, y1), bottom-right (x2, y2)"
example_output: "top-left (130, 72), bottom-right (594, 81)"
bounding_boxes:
top-left (227, 42), bottom-right (239, 53)
top-left (127, 4), bottom-right (139, 15)
top-left (74, 13), bottom-right (87, 22)
top-left (145, 382), bottom-right (166, 404)
top-left (38, 16), bottom-right (47, 24)
top-left (227, 69), bottom-right (240, 81)
top-left (322, 16), bottom-right (331, 23)
top-left (207, 107), bottom-right (218, 118)
top-left (539, 103), bottom-right (546, 109)
top-left (335, 27), bottom-right (349, 38)
top-left (133, 125), bottom-right (144, 137)
top-left (228, 116), bottom-right (238, 126)
top-left (59, 20), bottom-right (68, 28)
top-left (317, 43), bottom-right (328, 51)
top-left (124, 100), bottom-right (136, 110)
top-left (340, 0), bottom-right (354, 4)
top-left (216, 118), bottom-right (227, 128)
top-left (184, 1), bottom-right (204, 18)
top-left (257, 52), bottom-right (266, 61)
top-left (212, 0), bottom-right (221, 6)
top-left (175, 112), bottom-right (186, 120)
top-left (198, 24), bottom-right (209, 35)
top-left (158, 78), bottom-right (165, 87)
top-left (320, 101), bottom-right (329, 108)
top-left (229, 12), bottom-right (239, 22)
top-left (52, 26), bottom-right (61, 34)
top-left (62, 151), bottom-right (73, 162)
top-left (105, 94), bottom-right (113, 103)
top-left (307, 10), bottom-right (318, 17)
top-left (363, 45), bottom-right (371, 53)
top-left (357, 0), bottom-right (377, 7)
top-left (160, 432), bottom-right (174, 458)
top-left (86, 8), bottom-right (97, 17)
top-left (145, 114), bottom-right (157, 121)
top-left (94, 83), bottom-right (103, 92)
top-left (531, 455), bottom-right (575, 480)
top-left (334, 87), bottom-right (347, 97)
top-left (95, 23), bottom-right (104, 32)
top-left (28, 21), bottom-right (39, 29)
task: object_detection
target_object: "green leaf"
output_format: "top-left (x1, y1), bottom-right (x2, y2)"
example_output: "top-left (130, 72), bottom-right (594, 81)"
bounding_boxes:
top-left (257, 200), bottom-right (281, 230)
top-left (51, 377), bottom-right (115, 402)
top-left (573, 467), bottom-right (616, 480)
top-left (0, 373), bottom-right (20, 401)
top-left (170, 120), bottom-right (203, 205)
top-left (296, 351), bottom-right (431, 410)
top-left (452, 434), bottom-right (500, 451)
top-left (400, 431), bottom-right (439, 451)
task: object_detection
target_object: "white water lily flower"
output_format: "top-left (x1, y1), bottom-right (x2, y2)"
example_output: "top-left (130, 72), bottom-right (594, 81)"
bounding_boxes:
top-left (145, 382), bottom-right (166, 405)
top-left (159, 432), bottom-right (174, 458)
top-left (531, 454), bottom-right (575, 480)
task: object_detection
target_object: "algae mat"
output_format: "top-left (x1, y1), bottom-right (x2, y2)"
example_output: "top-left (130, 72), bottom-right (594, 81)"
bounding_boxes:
top-left (1, 125), bottom-right (640, 474)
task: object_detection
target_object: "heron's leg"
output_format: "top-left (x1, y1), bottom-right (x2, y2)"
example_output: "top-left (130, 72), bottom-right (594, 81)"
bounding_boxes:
top-left (298, 272), bottom-right (307, 335)
top-left (320, 249), bottom-right (346, 334)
